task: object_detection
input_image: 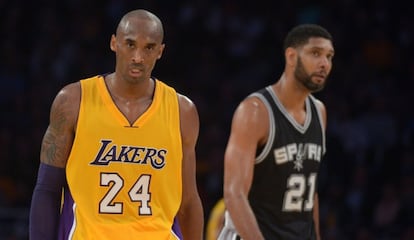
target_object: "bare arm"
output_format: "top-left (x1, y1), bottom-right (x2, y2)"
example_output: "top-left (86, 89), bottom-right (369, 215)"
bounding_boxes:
top-left (176, 94), bottom-right (204, 240)
top-left (313, 193), bottom-right (321, 240)
top-left (41, 82), bottom-right (80, 167)
top-left (223, 97), bottom-right (268, 240)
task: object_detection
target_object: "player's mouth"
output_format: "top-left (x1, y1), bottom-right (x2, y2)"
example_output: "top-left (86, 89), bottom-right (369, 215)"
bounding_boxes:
top-left (129, 67), bottom-right (144, 77)
top-left (313, 73), bottom-right (326, 82)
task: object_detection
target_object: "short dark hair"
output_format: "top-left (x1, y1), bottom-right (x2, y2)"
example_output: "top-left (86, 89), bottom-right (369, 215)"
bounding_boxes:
top-left (283, 24), bottom-right (332, 50)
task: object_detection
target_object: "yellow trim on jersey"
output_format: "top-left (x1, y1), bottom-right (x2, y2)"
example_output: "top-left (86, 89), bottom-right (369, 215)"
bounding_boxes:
top-left (206, 198), bottom-right (226, 240)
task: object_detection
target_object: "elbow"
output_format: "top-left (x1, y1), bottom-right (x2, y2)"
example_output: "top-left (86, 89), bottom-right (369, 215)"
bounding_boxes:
top-left (223, 184), bottom-right (247, 209)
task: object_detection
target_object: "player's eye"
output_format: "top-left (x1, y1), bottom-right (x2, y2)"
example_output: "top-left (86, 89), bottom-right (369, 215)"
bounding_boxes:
top-left (312, 51), bottom-right (319, 57)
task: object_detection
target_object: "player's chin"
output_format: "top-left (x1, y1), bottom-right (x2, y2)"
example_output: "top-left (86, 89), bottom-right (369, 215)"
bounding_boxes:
top-left (125, 74), bottom-right (144, 84)
top-left (310, 83), bottom-right (325, 92)
top-left (307, 80), bottom-right (325, 92)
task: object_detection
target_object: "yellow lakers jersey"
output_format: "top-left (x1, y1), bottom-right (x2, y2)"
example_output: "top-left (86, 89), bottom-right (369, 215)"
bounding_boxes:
top-left (59, 75), bottom-right (183, 240)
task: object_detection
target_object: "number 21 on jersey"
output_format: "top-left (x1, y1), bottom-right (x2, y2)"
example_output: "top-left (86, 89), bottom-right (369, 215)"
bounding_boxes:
top-left (283, 173), bottom-right (316, 212)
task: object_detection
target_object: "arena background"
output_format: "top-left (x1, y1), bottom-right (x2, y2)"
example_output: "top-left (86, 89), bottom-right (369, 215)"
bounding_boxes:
top-left (1, 0), bottom-right (413, 239)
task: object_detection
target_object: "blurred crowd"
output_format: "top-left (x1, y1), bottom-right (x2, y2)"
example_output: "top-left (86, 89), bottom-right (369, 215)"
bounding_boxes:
top-left (1, 0), bottom-right (413, 239)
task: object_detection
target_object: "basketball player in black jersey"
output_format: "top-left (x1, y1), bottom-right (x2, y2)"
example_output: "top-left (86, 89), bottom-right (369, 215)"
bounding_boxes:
top-left (218, 24), bottom-right (334, 240)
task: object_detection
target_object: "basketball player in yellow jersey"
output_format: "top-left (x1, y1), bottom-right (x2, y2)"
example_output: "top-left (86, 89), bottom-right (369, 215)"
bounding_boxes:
top-left (29, 9), bottom-right (204, 240)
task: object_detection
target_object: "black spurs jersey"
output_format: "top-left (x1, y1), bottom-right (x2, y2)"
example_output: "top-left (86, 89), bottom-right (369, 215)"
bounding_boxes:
top-left (248, 86), bottom-right (325, 240)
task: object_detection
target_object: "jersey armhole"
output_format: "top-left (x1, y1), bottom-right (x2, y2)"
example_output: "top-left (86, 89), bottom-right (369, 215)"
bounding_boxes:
top-left (249, 89), bottom-right (276, 164)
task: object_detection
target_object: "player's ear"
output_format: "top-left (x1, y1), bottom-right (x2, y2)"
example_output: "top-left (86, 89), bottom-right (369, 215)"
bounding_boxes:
top-left (285, 47), bottom-right (297, 67)
top-left (157, 43), bottom-right (165, 59)
top-left (110, 34), bottom-right (117, 52)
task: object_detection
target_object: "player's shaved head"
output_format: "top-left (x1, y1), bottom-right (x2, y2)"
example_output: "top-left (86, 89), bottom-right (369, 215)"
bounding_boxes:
top-left (116, 9), bottom-right (164, 42)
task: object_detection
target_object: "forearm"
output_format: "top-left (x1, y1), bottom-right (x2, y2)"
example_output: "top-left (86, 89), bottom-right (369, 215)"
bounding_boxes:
top-left (178, 195), bottom-right (204, 240)
top-left (225, 195), bottom-right (264, 240)
top-left (29, 163), bottom-right (65, 240)
top-left (313, 194), bottom-right (321, 240)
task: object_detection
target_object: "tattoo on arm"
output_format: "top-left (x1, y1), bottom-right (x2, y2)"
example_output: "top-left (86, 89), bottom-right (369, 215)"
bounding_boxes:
top-left (40, 93), bottom-right (74, 167)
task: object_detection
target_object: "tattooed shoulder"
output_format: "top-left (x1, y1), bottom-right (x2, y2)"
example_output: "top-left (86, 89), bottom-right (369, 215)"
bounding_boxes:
top-left (40, 82), bottom-right (80, 167)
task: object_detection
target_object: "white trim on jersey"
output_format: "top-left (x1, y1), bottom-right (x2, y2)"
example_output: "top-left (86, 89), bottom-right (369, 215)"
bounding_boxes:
top-left (247, 92), bottom-right (276, 164)
top-left (217, 211), bottom-right (242, 240)
top-left (267, 86), bottom-right (312, 134)
top-left (309, 94), bottom-right (327, 155)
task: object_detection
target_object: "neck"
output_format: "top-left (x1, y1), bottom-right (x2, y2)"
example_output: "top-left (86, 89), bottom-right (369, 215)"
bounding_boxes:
top-left (273, 73), bottom-right (309, 111)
